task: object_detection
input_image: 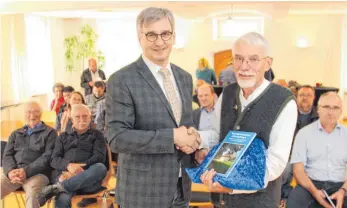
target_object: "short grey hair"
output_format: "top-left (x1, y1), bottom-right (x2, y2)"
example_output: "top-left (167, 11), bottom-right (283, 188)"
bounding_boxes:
top-left (317, 91), bottom-right (342, 106)
top-left (24, 100), bottom-right (42, 113)
top-left (232, 32), bottom-right (270, 56)
top-left (71, 104), bottom-right (91, 117)
top-left (136, 7), bottom-right (175, 34)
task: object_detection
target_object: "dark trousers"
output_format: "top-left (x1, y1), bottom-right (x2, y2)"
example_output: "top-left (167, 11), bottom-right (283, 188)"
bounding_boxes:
top-left (287, 180), bottom-right (347, 208)
top-left (55, 163), bottom-right (107, 208)
top-left (281, 163), bottom-right (293, 200)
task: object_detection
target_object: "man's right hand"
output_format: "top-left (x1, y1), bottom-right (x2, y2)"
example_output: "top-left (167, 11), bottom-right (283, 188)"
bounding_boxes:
top-left (311, 189), bottom-right (333, 208)
top-left (174, 126), bottom-right (200, 154)
top-left (88, 81), bottom-right (94, 87)
top-left (67, 163), bottom-right (86, 175)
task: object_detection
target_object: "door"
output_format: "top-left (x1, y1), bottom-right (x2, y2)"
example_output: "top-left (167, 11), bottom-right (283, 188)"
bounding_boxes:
top-left (214, 50), bottom-right (233, 80)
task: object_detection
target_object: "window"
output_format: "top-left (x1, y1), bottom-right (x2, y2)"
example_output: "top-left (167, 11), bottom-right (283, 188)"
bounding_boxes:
top-left (341, 15), bottom-right (347, 91)
top-left (24, 15), bottom-right (54, 96)
top-left (97, 17), bottom-right (141, 77)
top-left (213, 17), bottom-right (264, 41)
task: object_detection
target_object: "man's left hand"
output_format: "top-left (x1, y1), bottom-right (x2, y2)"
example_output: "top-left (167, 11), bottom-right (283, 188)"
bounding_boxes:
top-left (330, 189), bottom-right (345, 208)
top-left (200, 169), bottom-right (233, 193)
top-left (16, 168), bottom-right (26, 181)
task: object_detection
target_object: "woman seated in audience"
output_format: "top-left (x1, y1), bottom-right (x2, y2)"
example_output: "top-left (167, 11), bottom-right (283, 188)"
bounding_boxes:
top-left (195, 58), bottom-right (217, 85)
top-left (56, 91), bottom-right (85, 133)
top-left (50, 83), bottom-right (65, 115)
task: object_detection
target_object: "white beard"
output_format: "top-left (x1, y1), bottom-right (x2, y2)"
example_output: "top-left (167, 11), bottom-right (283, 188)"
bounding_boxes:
top-left (237, 78), bottom-right (256, 88)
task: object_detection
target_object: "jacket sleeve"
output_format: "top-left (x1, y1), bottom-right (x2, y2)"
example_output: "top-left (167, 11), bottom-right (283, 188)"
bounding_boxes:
top-left (24, 129), bottom-right (57, 178)
top-left (50, 134), bottom-right (71, 171)
top-left (105, 73), bottom-right (175, 155)
top-left (80, 70), bottom-right (90, 89)
top-left (2, 132), bottom-right (18, 176)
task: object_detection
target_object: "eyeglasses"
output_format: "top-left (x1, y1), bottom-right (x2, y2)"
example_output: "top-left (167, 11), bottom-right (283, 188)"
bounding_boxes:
top-left (233, 56), bottom-right (268, 67)
top-left (319, 105), bottom-right (341, 112)
top-left (141, 31), bottom-right (173, 42)
top-left (73, 115), bottom-right (89, 120)
top-left (25, 110), bottom-right (41, 115)
top-left (298, 94), bottom-right (314, 98)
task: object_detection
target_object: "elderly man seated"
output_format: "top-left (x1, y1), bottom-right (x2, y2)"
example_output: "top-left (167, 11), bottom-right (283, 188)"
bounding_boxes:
top-left (1, 101), bottom-right (57, 208)
top-left (287, 92), bottom-right (347, 208)
top-left (37, 104), bottom-right (107, 208)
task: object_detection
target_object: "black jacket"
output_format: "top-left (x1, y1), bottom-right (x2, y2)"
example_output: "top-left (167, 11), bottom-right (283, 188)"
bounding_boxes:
top-left (80, 68), bottom-right (106, 95)
top-left (50, 128), bottom-right (106, 172)
top-left (2, 123), bottom-right (57, 178)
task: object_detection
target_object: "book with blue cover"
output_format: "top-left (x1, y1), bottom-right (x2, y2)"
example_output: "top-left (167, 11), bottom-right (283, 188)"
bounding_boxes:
top-left (205, 130), bottom-right (256, 177)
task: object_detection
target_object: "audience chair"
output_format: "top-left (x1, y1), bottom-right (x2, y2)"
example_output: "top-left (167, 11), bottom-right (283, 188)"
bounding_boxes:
top-left (189, 183), bottom-right (213, 208)
top-left (1, 120), bottom-right (23, 141)
top-left (41, 111), bottom-right (56, 123)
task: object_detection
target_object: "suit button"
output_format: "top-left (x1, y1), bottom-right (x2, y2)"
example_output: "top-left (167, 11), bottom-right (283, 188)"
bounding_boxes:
top-left (235, 125), bottom-right (240, 130)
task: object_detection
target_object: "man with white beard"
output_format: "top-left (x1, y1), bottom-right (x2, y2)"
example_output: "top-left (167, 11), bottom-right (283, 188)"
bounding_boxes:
top-left (197, 32), bottom-right (298, 208)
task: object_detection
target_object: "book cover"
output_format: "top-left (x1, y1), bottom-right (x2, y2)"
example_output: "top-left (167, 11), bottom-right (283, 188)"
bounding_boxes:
top-left (205, 130), bottom-right (256, 177)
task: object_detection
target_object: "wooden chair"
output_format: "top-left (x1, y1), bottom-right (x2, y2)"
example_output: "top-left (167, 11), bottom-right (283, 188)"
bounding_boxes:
top-left (1, 120), bottom-right (23, 141)
top-left (12, 190), bottom-right (53, 208)
top-left (189, 183), bottom-right (213, 208)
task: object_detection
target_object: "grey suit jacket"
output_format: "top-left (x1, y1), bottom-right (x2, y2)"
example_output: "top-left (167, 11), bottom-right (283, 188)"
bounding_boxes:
top-left (192, 108), bottom-right (202, 130)
top-left (106, 57), bottom-right (195, 208)
top-left (80, 68), bottom-right (106, 95)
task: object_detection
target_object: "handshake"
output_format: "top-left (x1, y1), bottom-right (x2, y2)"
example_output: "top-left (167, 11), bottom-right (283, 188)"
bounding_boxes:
top-left (173, 126), bottom-right (201, 155)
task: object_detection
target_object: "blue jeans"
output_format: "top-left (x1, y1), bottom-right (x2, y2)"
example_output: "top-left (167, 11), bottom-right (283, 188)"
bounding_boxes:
top-left (55, 163), bottom-right (107, 208)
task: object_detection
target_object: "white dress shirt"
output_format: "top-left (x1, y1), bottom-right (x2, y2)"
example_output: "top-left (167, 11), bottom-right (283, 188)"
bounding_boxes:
top-left (90, 69), bottom-right (102, 82)
top-left (199, 79), bottom-right (298, 194)
top-left (142, 55), bottom-right (183, 177)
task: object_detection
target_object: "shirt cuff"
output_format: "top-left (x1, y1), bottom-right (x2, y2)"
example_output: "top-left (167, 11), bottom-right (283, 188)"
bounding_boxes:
top-left (198, 130), bottom-right (210, 149)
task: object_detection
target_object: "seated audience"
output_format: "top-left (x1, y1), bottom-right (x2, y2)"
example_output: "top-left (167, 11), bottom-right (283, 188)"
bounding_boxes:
top-left (85, 81), bottom-right (106, 122)
top-left (274, 79), bottom-right (288, 88)
top-left (1, 101), bottom-right (57, 208)
top-left (193, 79), bottom-right (206, 106)
top-left (50, 83), bottom-right (65, 115)
top-left (219, 61), bottom-right (236, 86)
top-left (281, 84), bottom-right (319, 206)
top-left (37, 104), bottom-right (107, 208)
top-left (95, 99), bottom-right (106, 133)
top-left (56, 91), bottom-right (85, 133)
top-left (57, 86), bottom-right (75, 115)
top-left (196, 58), bottom-right (217, 84)
top-left (288, 80), bottom-right (300, 97)
top-left (193, 84), bottom-right (216, 131)
top-left (287, 92), bottom-right (347, 208)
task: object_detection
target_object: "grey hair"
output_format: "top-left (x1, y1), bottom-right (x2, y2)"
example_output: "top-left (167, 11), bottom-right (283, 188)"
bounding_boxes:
top-left (317, 91), bottom-right (342, 106)
top-left (136, 7), bottom-right (175, 34)
top-left (24, 100), bottom-right (42, 113)
top-left (232, 32), bottom-right (270, 56)
top-left (71, 104), bottom-right (91, 117)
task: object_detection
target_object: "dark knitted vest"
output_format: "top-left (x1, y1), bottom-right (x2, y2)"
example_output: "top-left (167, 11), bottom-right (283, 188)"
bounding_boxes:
top-left (211, 82), bottom-right (294, 208)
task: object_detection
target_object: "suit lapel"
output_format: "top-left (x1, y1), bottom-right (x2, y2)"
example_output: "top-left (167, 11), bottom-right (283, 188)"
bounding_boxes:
top-left (136, 57), bottom-right (177, 125)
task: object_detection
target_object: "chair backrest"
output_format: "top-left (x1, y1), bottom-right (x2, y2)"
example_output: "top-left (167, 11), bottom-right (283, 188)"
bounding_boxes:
top-left (1, 120), bottom-right (23, 140)
top-left (101, 144), bottom-right (114, 188)
top-left (41, 111), bottom-right (57, 123)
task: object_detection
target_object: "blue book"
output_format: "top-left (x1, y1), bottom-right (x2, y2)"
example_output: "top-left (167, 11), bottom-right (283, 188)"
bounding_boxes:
top-left (205, 131), bottom-right (256, 177)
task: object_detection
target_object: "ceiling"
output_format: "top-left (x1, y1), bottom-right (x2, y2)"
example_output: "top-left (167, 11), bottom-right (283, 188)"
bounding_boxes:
top-left (1, 1), bottom-right (347, 19)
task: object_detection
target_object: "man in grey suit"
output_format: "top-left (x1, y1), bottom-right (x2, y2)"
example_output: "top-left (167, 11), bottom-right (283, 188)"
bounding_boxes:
top-left (80, 58), bottom-right (106, 96)
top-left (106, 7), bottom-right (202, 208)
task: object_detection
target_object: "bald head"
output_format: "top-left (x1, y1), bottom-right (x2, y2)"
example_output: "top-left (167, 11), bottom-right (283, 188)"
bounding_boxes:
top-left (197, 84), bottom-right (215, 110)
top-left (24, 101), bottom-right (42, 128)
top-left (88, 58), bottom-right (97, 73)
top-left (317, 92), bottom-right (343, 127)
